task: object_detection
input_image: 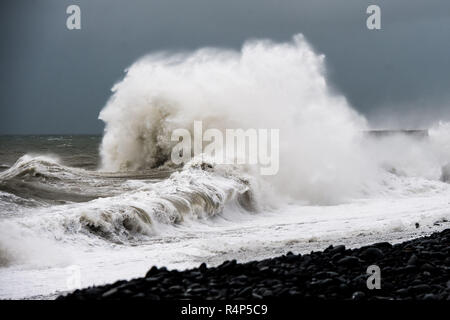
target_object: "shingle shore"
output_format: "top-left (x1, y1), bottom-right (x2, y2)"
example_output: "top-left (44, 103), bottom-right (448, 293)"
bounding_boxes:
top-left (59, 229), bottom-right (450, 300)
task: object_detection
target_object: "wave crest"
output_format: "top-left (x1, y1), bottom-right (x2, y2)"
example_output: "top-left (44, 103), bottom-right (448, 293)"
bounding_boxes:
top-left (98, 34), bottom-right (369, 204)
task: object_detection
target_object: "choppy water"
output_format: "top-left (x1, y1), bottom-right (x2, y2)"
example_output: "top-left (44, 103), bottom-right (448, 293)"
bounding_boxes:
top-left (0, 135), bottom-right (101, 171)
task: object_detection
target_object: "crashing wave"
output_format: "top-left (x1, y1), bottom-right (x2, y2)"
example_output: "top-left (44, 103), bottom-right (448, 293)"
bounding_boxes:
top-left (0, 156), bottom-right (263, 247)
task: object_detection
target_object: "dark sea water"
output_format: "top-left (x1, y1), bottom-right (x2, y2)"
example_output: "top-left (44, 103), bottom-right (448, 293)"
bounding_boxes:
top-left (0, 135), bottom-right (101, 171)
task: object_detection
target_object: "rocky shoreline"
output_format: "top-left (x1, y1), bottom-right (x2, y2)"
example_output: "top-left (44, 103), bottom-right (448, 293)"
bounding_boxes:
top-left (59, 229), bottom-right (450, 300)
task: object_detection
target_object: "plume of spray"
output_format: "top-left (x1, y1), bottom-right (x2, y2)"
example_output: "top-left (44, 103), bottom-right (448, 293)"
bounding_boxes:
top-left (98, 34), bottom-right (450, 205)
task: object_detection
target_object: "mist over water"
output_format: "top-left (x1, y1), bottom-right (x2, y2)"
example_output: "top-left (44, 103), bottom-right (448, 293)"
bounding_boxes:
top-left (98, 34), bottom-right (450, 204)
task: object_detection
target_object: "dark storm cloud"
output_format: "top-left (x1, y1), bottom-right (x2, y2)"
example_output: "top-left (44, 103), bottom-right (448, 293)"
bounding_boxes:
top-left (0, 0), bottom-right (449, 133)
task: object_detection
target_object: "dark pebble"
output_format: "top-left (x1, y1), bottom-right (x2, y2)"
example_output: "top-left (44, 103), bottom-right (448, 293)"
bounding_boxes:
top-left (352, 291), bottom-right (365, 300)
top-left (410, 284), bottom-right (431, 293)
top-left (337, 256), bottom-right (360, 266)
top-left (329, 245), bottom-right (346, 254)
top-left (407, 254), bottom-right (418, 266)
top-left (361, 247), bottom-right (383, 260)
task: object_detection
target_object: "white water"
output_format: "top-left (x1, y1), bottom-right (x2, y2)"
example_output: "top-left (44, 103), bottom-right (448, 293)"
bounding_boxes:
top-left (1, 190), bottom-right (449, 299)
top-left (99, 34), bottom-right (370, 204)
top-left (1, 34), bottom-right (450, 299)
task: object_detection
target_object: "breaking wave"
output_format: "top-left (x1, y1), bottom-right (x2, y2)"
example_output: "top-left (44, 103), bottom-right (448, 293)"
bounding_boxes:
top-left (0, 155), bottom-right (268, 266)
top-left (98, 34), bottom-right (450, 204)
top-left (99, 34), bottom-right (368, 204)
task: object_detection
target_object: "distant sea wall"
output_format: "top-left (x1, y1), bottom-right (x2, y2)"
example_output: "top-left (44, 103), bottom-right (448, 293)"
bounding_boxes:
top-left (363, 130), bottom-right (429, 139)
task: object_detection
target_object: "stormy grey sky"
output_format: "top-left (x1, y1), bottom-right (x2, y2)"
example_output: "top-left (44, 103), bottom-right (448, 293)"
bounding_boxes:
top-left (1, 0), bottom-right (449, 134)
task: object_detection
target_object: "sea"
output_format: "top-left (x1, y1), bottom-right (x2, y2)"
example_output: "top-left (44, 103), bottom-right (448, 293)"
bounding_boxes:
top-left (1, 34), bottom-right (450, 299)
